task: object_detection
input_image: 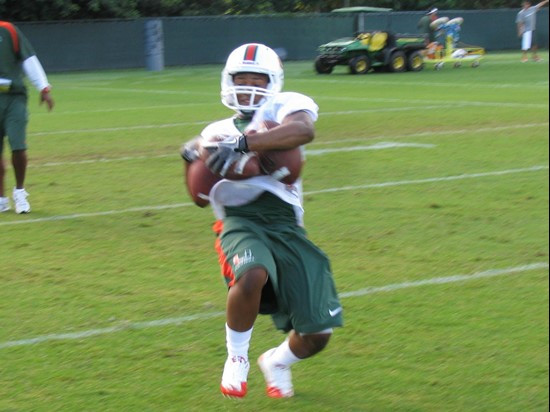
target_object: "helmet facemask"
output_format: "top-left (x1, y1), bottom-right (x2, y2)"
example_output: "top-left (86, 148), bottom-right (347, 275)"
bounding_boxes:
top-left (221, 44), bottom-right (284, 116)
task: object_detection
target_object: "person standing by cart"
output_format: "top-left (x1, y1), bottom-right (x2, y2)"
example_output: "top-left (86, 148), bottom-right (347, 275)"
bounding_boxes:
top-left (516, 0), bottom-right (549, 62)
top-left (417, 7), bottom-right (439, 45)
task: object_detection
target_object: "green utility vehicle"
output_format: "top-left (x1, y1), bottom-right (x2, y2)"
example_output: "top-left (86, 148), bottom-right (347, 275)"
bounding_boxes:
top-left (315, 7), bottom-right (426, 74)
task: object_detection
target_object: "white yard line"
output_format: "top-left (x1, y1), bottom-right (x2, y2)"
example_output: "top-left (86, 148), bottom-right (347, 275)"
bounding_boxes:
top-left (62, 86), bottom-right (201, 96)
top-left (338, 263), bottom-right (549, 298)
top-left (29, 121), bottom-right (212, 136)
top-left (306, 142), bottom-right (435, 156)
top-left (1, 262), bottom-right (547, 350)
top-left (30, 141), bottom-right (435, 168)
top-left (0, 203), bottom-right (194, 226)
top-left (1, 165), bottom-right (547, 227)
top-left (31, 103), bottom-right (213, 116)
top-left (315, 122), bottom-right (549, 146)
top-left (303, 165), bottom-right (549, 195)
top-left (322, 104), bottom-right (479, 116)
top-left (27, 122), bottom-right (548, 168)
top-left (31, 154), bottom-right (178, 168)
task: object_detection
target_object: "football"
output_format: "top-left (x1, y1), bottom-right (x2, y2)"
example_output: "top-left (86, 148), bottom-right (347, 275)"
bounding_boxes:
top-left (259, 148), bottom-right (303, 185)
top-left (184, 159), bottom-right (220, 207)
top-left (199, 137), bottom-right (262, 180)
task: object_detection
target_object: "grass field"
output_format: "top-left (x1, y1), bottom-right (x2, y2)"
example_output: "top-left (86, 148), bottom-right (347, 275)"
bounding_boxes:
top-left (1, 51), bottom-right (548, 411)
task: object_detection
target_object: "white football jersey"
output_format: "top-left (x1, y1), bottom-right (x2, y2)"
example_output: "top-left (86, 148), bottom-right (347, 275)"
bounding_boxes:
top-left (200, 118), bottom-right (241, 142)
top-left (204, 92), bottom-right (319, 225)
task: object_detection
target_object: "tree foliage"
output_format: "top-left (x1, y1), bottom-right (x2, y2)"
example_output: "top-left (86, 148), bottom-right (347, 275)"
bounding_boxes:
top-left (0, 0), bottom-right (524, 22)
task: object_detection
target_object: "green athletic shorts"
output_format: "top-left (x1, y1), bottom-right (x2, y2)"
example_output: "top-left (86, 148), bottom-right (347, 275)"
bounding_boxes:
top-left (214, 192), bottom-right (343, 334)
top-left (0, 94), bottom-right (29, 154)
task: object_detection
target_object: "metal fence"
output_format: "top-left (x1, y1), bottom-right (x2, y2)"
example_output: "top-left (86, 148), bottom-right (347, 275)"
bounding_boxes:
top-left (17, 9), bottom-right (549, 72)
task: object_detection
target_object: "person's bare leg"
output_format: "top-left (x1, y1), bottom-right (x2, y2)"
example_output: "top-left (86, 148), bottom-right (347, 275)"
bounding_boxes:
top-left (288, 330), bottom-right (331, 359)
top-left (12, 150), bottom-right (27, 189)
top-left (0, 155), bottom-right (5, 197)
top-left (0, 154), bottom-right (9, 212)
top-left (226, 267), bottom-right (267, 331)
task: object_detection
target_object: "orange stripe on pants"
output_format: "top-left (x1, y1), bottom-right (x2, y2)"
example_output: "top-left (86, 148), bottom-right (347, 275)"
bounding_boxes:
top-left (212, 220), bottom-right (236, 287)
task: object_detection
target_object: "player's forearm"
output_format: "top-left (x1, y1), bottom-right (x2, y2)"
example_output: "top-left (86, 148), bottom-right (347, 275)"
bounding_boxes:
top-left (246, 118), bottom-right (314, 151)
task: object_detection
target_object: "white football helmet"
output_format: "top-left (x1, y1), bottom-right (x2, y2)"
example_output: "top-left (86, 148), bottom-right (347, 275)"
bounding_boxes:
top-left (221, 43), bottom-right (284, 115)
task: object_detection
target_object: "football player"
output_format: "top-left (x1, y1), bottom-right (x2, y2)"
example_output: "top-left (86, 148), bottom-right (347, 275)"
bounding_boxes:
top-left (181, 43), bottom-right (343, 398)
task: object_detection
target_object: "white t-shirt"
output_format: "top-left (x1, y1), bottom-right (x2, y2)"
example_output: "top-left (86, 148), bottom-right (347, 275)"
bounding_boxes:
top-left (516, 6), bottom-right (538, 32)
top-left (201, 92), bottom-right (319, 225)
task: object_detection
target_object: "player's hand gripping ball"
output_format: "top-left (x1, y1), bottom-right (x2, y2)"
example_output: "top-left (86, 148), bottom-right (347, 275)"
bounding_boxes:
top-left (184, 135), bottom-right (261, 207)
top-left (200, 135), bottom-right (261, 179)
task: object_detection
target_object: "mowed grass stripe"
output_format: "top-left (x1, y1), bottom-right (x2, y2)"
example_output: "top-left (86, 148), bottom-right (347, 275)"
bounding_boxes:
top-left (294, 75), bottom-right (550, 89)
top-left (24, 122), bottom-right (548, 168)
top-left (0, 165), bottom-right (546, 226)
top-left (29, 96), bottom-right (547, 117)
top-left (1, 262), bottom-right (546, 350)
top-left (28, 104), bottom-right (548, 137)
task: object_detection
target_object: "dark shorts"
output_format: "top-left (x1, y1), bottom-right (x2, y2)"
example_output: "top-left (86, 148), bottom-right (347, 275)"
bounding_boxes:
top-left (0, 94), bottom-right (29, 154)
top-left (214, 192), bottom-right (343, 334)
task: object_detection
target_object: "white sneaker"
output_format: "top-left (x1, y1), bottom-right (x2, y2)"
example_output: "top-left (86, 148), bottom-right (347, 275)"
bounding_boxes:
top-left (0, 197), bottom-right (10, 212)
top-left (258, 348), bottom-right (294, 398)
top-left (13, 188), bottom-right (30, 214)
top-left (220, 355), bottom-right (250, 398)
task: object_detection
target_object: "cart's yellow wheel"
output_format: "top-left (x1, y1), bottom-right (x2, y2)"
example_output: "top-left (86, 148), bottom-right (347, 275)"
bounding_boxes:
top-left (389, 51), bottom-right (406, 73)
top-left (394, 56), bottom-right (405, 70)
top-left (407, 51), bottom-right (424, 72)
top-left (349, 55), bottom-right (371, 74)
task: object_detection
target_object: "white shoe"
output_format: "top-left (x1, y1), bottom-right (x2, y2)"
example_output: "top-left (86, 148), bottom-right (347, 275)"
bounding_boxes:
top-left (220, 355), bottom-right (250, 398)
top-left (258, 348), bottom-right (294, 398)
top-left (0, 197), bottom-right (10, 212)
top-left (13, 188), bottom-right (30, 214)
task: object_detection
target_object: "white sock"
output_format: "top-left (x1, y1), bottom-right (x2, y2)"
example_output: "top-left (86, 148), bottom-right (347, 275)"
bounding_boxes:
top-left (225, 323), bottom-right (252, 359)
top-left (268, 338), bottom-right (300, 368)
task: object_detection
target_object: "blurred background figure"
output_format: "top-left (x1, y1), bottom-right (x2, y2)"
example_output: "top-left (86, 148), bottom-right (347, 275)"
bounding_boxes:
top-left (516, 0), bottom-right (549, 62)
top-left (417, 7), bottom-right (439, 45)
